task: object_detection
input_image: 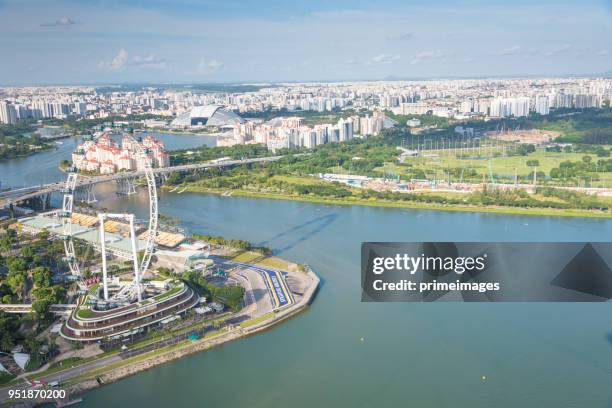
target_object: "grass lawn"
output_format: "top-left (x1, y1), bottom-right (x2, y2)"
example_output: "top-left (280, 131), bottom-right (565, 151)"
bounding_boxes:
top-left (0, 372), bottom-right (15, 385)
top-left (76, 308), bottom-right (93, 319)
top-left (88, 283), bottom-right (99, 296)
top-left (153, 284), bottom-right (183, 301)
top-left (394, 147), bottom-right (612, 187)
top-left (48, 356), bottom-right (83, 369)
top-left (183, 184), bottom-right (612, 218)
top-left (271, 174), bottom-right (330, 186)
top-left (29, 352), bottom-right (119, 381)
top-left (230, 250), bottom-right (292, 270)
top-left (239, 312), bottom-right (275, 328)
top-left (25, 355), bottom-right (43, 372)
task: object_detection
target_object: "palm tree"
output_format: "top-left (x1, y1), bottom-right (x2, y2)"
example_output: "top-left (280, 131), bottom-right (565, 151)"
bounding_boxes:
top-left (0, 333), bottom-right (14, 352)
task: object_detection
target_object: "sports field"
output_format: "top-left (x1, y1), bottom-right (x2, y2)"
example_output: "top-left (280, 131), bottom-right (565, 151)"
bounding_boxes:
top-left (386, 146), bottom-right (612, 187)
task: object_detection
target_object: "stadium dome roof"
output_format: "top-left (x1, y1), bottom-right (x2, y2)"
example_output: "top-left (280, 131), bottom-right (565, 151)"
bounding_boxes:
top-left (171, 105), bottom-right (243, 127)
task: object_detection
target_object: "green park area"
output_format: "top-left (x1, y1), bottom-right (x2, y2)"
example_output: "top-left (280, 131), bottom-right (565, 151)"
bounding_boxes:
top-left (164, 108), bottom-right (612, 217)
top-left (388, 146), bottom-right (612, 188)
top-left (0, 122), bottom-right (51, 160)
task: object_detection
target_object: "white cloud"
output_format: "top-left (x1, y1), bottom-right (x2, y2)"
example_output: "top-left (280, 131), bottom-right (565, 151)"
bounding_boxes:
top-left (494, 45), bottom-right (522, 56)
top-left (596, 49), bottom-right (609, 56)
top-left (130, 54), bottom-right (167, 69)
top-left (544, 44), bottom-right (571, 56)
top-left (386, 32), bottom-right (414, 41)
top-left (101, 48), bottom-right (129, 70)
top-left (411, 50), bottom-right (446, 64)
top-left (101, 49), bottom-right (167, 70)
top-left (40, 17), bottom-right (78, 27)
top-left (367, 54), bottom-right (400, 65)
top-left (197, 58), bottom-right (224, 73)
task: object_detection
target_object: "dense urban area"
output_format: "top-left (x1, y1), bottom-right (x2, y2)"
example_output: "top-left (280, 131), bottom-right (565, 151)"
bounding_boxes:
top-left (0, 77), bottom-right (612, 405)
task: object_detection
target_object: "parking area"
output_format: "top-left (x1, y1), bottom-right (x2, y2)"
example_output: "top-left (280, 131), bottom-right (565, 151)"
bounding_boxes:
top-left (213, 257), bottom-right (294, 311)
top-left (231, 262), bottom-right (294, 309)
top-left (232, 266), bottom-right (273, 316)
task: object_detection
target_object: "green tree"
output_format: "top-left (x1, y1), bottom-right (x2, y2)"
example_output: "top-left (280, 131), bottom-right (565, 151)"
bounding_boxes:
top-left (32, 267), bottom-right (51, 288)
top-left (32, 299), bottom-right (52, 319)
top-left (6, 273), bottom-right (26, 300)
top-left (0, 332), bottom-right (14, 352)
top-left (23, 333), bottom-right (41, 354)
top-left (7, 257), bottom-right (27, 274)
top-left (37, 229), bottom-right (50, 241)
top-left (0, 235), bottom-right (14, 252)
top-left (20, 246), bottom-right (35, 264)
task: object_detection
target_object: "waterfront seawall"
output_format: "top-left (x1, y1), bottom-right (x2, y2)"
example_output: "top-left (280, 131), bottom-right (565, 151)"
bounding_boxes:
top-left (64, 268), bottom-right (320, 398)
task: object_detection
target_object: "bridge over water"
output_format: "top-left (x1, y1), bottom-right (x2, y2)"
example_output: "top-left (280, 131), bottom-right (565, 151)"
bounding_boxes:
top-left (0, 155), bottom-right (286, 207)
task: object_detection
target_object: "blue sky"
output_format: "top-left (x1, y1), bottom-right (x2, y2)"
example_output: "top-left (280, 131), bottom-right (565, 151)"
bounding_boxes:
top-left (0, 0), bottom-right (611, 85)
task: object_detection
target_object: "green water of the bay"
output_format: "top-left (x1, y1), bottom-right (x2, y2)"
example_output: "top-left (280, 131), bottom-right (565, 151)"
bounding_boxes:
top-left (2, 134), bottom-right (611, 407)
top-left (83, 190), bottom-right (612, 408)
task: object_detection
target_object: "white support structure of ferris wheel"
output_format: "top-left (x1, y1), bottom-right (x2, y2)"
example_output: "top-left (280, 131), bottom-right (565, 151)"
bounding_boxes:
top-left (132, 135), bottom-right (159, 281)
top-left (61, 172), bottom-right (80, 277)
top-left (99, 212), bottom-right (142, 302)
top-left (61, 135), bottom-right (159, 301)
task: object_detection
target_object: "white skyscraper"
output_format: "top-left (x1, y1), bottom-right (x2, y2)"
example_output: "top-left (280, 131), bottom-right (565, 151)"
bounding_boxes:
top-left (489, 98), bottom-right (502, 117)
top-left (338, 118), bottom-right (353, 141)
top-left (0, 102), bottom-right (17, 125)
top-left (511, 97), bottom-right (530, 117)
top-left (489, 97), bottom-right (529, 117)
top-left (302, 130), bottom-right (317, 149)
top-left (345, 118), bottom-right (354, 140)
top-left (534, 95), bottom-right (550, 115)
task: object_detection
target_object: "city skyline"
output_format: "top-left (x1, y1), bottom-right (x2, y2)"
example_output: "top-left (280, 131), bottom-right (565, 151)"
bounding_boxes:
top-left (1, 0), bottom-right (611, 86)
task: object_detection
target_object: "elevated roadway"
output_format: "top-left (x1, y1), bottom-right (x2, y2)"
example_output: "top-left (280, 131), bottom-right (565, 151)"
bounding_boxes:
top-left (0, 155), bottom-right (287, 206)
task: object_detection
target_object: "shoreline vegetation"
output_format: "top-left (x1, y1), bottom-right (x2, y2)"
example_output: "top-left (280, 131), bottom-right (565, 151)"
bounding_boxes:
top-left (1, 253), bottom-right (319, 405)
top-left (164, 184), bottom-right (612, 218)
top-left (60, 276), bottom-right (317, 402)
top-left (0, 122), bottom-right (53, 161)
top-left (164, 108), bottom-right (612, 219)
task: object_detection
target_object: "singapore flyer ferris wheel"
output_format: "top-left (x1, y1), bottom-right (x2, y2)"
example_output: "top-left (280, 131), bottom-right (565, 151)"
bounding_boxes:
top-left (60, 134), bottom-right (158, 302)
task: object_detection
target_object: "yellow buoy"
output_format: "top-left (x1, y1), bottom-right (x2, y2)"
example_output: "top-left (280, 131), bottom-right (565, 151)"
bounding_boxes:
top-left (481, 375), bottom-right (487, 381)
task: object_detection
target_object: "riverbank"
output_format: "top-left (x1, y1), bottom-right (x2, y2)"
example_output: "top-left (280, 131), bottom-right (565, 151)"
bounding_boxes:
top-left (0, 144), bottom-right (54, 162)
top-left (0, 267), bottom-right (319, 406)
top-left (37, 184), bottom-right (612, 408)
top-left (166, 184), bottom-right (612, 219)
top-left (67, 269), bottom-right (318, 397)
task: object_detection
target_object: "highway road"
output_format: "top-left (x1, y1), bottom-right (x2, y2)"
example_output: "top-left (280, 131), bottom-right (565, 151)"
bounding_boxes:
top-left (0, 261), bottom-right (277, 404)
top-left (0, 321), bottom-right (218, 403)
top-left (0, 353), bottom-right (123, 402)
top-left (0, 155), bottom-right (288, 206)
